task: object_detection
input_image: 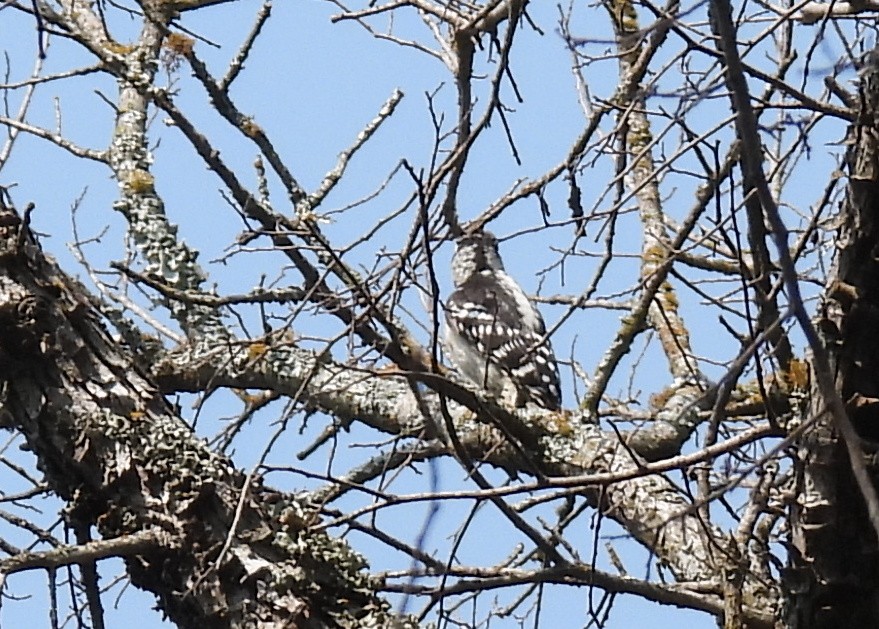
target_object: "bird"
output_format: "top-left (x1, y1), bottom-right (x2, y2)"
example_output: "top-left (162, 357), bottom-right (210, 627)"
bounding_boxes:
top-left (444, 230), bottom-right (562, 410)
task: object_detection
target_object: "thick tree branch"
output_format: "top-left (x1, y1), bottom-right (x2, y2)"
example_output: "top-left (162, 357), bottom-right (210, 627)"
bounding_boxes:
top-left (0, 205), bottom-right (417, 628)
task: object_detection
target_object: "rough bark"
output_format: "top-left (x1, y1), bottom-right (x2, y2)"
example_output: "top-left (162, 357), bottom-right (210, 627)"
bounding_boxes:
top-left (0, 191), bottom-right (781, 626)
top-left (787, 48), bottom-right (879, 627)
top-left (0, 203), bottom-right (414, 628)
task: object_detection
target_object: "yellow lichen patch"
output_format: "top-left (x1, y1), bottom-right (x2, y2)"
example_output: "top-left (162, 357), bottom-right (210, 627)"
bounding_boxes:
top-left (247, 341), bottom-right (269, 359)
top-left (779, 358), bottom-right (810, 392)
top-left (627, 124), bottom-right (654, 150)
top-left (279, 507), bottom-right (316, 529)
top-left (242, 392), bottom-right (265, 405)
top-left (736, 379), bottom-right (768, 407)
top-left (658, 282), bottom-right (679, 310)
top-left (642, 243), bottom-right (666, 265)
top-left (126, 169), bottom-right (155, 194)
top-left (164, 33), bottom-right (194, 56)
top-left (129, 410), bottom-right (145, 420)
top-left (608, 0), bottom-right (638, 31)
top-left (240, 117), bottom-right (263, 138)
top-left (161, 33), bottom-right (195, 72)
top-left (298, 208), bottom-right (320, 224)
top-left (649, 385), bottom-right (675, 410)
top-left (550, 413), bottom-right (574, 437)
top-left (104, 41), bottom-right (135, 55)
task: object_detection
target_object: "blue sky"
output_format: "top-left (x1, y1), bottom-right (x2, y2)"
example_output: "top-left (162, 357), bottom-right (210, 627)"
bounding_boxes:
top-left (0, 0), bottom-right (857, 626)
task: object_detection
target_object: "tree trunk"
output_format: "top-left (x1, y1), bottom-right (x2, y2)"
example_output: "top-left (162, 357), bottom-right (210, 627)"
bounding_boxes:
top-left (787, 48), bottom-right (879, 627)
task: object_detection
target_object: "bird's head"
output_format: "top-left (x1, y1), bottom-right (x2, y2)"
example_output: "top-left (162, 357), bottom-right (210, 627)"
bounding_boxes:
top-left (451, 230), bottom-right (504, 287)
